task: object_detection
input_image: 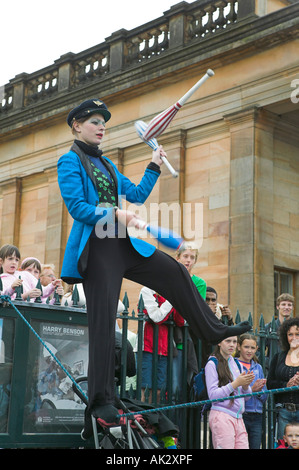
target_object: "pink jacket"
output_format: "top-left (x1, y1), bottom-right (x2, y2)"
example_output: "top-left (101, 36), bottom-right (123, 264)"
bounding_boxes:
top-left (0, 271), bottom-right (55, 303)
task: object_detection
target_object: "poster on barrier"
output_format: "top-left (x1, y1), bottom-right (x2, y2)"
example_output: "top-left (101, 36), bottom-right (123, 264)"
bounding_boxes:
top-left (24, 320), bottom-right (89, 433)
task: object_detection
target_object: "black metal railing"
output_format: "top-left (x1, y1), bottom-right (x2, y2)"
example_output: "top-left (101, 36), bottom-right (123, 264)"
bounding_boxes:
top-left (116, 294), bottom-right (283, 449)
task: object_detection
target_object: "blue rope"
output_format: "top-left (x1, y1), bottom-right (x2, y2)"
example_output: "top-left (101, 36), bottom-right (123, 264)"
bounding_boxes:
top-left (0, 295), bottom-right (88, 402)
top-left (118, 379), bottom-right (299, 419)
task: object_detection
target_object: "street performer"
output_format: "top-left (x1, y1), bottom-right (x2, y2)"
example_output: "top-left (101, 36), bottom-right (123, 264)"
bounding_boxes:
top-left (57, 98), bottom-right (251, 428)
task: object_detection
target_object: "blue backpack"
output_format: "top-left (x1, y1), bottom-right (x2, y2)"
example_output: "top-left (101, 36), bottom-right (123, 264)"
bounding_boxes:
top-left (193, 356), bottom-right (242, 405)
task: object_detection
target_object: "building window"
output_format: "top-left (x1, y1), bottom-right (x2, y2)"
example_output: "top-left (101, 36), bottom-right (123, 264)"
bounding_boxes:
top-left (274, 268), bottom-right (295, 315)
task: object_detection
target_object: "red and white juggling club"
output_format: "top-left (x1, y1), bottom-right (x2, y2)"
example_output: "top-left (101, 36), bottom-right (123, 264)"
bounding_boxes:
top-left (142, 69), bottom-right (215, 141)
top-left (134, 218), bottom-right (185, 251)
top-left (134, 120), bottom-right (178, 178)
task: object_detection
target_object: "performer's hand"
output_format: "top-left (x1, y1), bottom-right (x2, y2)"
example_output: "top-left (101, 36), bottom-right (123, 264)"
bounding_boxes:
top-left (115, 209), bottom-right (141, 228)
top-left (151, 145), bottom-right (166, 167)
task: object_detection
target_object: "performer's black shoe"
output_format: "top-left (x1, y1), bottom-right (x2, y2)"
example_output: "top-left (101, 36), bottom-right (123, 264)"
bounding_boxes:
top-left (212, 321), bottom-right (251, 344)
top-left (92, 404), bottom-right (120, 428)
top-left (81, 407), bottom-right (93, 440)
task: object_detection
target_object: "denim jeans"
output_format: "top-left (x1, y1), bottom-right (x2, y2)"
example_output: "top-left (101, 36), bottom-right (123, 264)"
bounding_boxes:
top-left (141, 351), bottom-right (167, 389)
top-left (243, 412), bottom-right (263, 449)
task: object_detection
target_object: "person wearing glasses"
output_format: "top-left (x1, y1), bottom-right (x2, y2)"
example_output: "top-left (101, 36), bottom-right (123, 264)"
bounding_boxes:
top-left (206, 286), bottom-right (234, 325)
top-left (40, 264), bottom-right (64, 298)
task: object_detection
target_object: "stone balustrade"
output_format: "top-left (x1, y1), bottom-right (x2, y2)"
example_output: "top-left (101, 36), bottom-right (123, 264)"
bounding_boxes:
top-left (0, 0), bottom-right (246, 113)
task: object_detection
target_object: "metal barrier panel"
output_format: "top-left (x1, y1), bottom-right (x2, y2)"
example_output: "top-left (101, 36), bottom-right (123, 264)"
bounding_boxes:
top-left (0, 299), bottom-right (90, 448)
top-left (23, 318), bottom-right (88, 434)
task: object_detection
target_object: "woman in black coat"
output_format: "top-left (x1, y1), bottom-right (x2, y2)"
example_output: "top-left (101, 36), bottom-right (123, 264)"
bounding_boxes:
top-left (267, 317), bottom-right (299, 440)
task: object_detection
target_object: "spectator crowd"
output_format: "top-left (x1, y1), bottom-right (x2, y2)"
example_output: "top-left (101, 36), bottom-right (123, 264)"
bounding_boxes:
top-left (0, 242), bottom-right (298, 449)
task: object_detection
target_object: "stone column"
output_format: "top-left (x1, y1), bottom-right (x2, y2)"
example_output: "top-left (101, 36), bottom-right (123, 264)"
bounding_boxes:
top-left (237, 0), bottom-right (258, 20)
top-left (43, 167), bottom-right (68, 276)
top-left (55, 53), bottom-right (75, 92)
top-left (0, 177), bottom-right (22, 246)
top-left (164, 2), bottom-right (189, 49)
top-left (10, 73), bottom-right (28, 110)
top-left (105, 29), bottom-right (128, 73)
top-left (225, 107), bottom-right (278, 324)
top-left (237, 0), bottom-right (269, 20)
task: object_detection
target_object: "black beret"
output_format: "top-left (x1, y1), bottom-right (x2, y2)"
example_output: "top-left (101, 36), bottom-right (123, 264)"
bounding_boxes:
top-left (67, 99), bottom-right (111, 127)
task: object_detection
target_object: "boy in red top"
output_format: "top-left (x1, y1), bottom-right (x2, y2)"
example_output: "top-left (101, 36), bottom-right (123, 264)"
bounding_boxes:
top-left (139, 286), bottom-right (184, 403)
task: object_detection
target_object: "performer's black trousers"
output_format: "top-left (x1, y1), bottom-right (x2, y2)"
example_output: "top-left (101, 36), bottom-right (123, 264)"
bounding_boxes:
top-left (83, 236), bottom-right (229, 410)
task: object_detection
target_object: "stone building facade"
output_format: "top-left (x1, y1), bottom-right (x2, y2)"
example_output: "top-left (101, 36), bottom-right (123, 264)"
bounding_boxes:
top-left (0, 0), bottom-right (298, 324)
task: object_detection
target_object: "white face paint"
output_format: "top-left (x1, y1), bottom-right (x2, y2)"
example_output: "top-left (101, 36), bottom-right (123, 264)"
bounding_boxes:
top-left (86, 116), bottom-right (106, 128)
top-left (74, 113), bottom-right (106, 146)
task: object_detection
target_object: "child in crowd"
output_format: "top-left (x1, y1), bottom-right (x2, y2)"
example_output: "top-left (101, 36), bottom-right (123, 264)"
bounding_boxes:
top-left (236, 334), bottom-right (267, 449)
top-left (139, 285), bottom-right (184, 404)
top-left (21, 257), bottom-right (63, 303)
top-left (0, 245), bottom-right (41, 301)
top-left (0, 245), bottom-right (62, 303)
top-left (21, 257), bottom-right (42, 280)
top-left (205, 336), bottom-right (255, 449)
top-left (277, 422), bottom-right (299, 449)
top-left (174, 242), bottom-right (205, 397)
top-left (175, 242), bottom-right (206, 299)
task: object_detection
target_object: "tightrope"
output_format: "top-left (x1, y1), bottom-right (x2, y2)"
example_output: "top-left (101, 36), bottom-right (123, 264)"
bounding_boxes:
top-left (117, 384), bottom-right (299, 418)
top-left (2, 295), bottom-right (298, 420)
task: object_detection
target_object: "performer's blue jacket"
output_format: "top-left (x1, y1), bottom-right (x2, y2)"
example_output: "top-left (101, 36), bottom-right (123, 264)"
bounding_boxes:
top-left (57, 148), bottom-right (160, 283)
